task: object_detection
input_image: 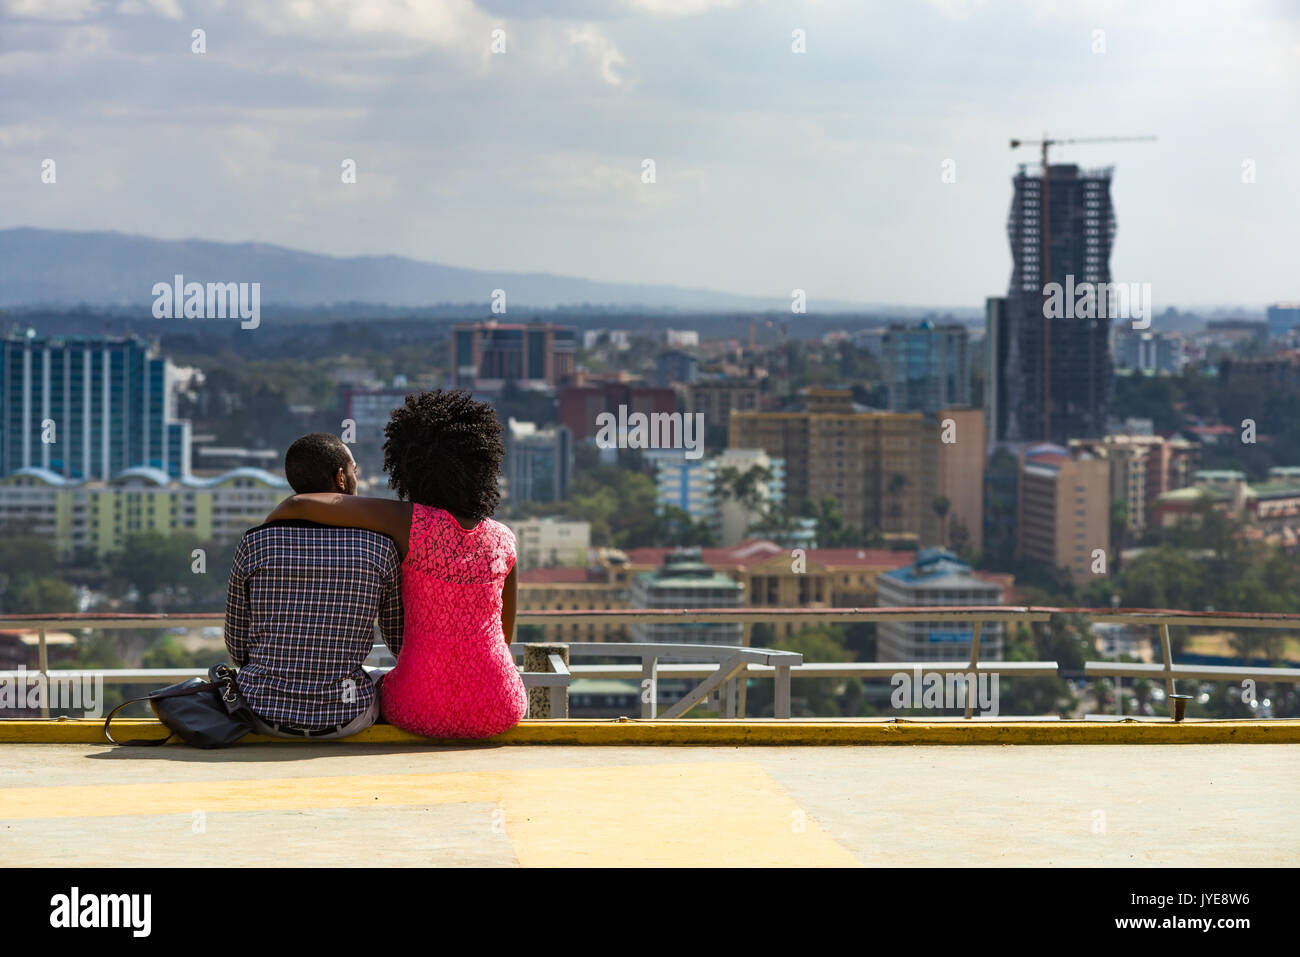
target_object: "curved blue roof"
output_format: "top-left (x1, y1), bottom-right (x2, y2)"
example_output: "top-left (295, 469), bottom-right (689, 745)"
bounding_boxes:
top-left (113, 466), bottom-right (173, 486)
top-left (880, 547), bottom-right (978, 584)
top-left (6, 466), bottom-right (81, 487)
top-left (1025, 443), bottom-right (1069, 457)
top-left (5, 466), bottom-right (288, 489)
top-left (180, 467), bottom-right (289, 488)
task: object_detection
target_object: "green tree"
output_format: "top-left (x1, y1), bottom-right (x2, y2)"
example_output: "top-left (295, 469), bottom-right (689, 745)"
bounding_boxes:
top-left (744, 625), bottom-right (865, 718)
top-left (1110, 499), bottom-right (1130, 554)
top-left (800, 496), bottom-right (864, 548)
top-left (931, 496), bottom-right (951, 547)
top-left (713, 464), bottom-right (773, 514)
top-left (4, 577), bottom-right (77, 614)
top-left (993, 616), bottom-right (1087, 717)
top-left (0, 527), bottom-right (75, 614)
top-left (948, 516), bottom-right (971, 559)
top-left (615, 505), bottom-right (716, 550)
top-left (107, 531), bottom-right (204, 611)
top-left (0, 527), bottom-right (59, 580)
top-left (140, 634), bottom-right (216, 670)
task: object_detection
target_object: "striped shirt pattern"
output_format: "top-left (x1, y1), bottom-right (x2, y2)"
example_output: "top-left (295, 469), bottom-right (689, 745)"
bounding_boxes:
top-left (224, 519), bottom-right (404, 728)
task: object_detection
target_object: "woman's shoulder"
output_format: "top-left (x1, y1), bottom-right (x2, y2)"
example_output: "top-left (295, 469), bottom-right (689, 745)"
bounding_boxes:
top-left (482, 516), bottom-right (516, 547)
top-left (409, 506), bottom-right (513, 549)
top-left (403, 508), bottom-right (514, 580)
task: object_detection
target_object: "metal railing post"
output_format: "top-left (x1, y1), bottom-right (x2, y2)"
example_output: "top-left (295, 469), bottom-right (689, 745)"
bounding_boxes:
top-left (547, 653), bottom-right (570, 719)
top-left (523, 642), bottom-right (569, 719)
top-left (37, 627), bottom-right (50, 719)
top-left (1159, 623), bottom-right (1176, 719)
top-left (963, 620), bottom-right (983, 719)
top-left (723, 670), bottom-right (738, 718)
top-left (659, 652), bottom-right (748, 720)
top-left (775, 664), bottom-right (792, 719)
top-left (641, 655), bottom-right (658, 719)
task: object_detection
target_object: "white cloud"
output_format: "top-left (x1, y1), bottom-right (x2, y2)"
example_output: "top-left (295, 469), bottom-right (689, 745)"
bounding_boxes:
top-left (624, 0), bottom-right (742, 16)
top-left (243, 0), bottom-right (493, 51)
top-left (568, 24), bottom-right (626, 85)
top-left (1, 0), bottom-right (1296, 306)
top-left (115, 0), bottom-right (183, 19)
top-left (3, 0), bottom-right (101, 20)
top-left (0, 122), bottom-right (48, 147)
top-left (58, 23), bottom-right (114, 54)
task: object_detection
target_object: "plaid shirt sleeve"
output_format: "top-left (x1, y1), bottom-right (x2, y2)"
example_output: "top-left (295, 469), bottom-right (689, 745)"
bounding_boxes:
top-left (224, 538), bottom-right (252, 667)
top-left (377, 546), bottom-right (404, 657)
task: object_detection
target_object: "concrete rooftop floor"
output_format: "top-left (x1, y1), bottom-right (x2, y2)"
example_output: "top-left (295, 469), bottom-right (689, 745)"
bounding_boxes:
top-left (3, 741), bottom-right (1298, 867)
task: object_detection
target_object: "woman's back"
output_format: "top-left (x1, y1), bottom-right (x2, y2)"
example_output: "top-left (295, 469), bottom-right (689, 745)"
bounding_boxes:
top-left (380, 503), bottom-right (526, 738)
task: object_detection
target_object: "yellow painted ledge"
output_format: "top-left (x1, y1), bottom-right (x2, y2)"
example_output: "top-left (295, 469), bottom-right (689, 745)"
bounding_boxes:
top-left (2, 718), bottom-right (1300, 745)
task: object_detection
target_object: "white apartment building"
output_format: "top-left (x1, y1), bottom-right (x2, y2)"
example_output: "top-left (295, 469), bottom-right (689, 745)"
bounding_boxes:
top-left (506, 517), bottom-right (591, 571)
top-left (654, 449), bottom-right (785, 546)
top-left (0, 466), bottom-right (290, 557)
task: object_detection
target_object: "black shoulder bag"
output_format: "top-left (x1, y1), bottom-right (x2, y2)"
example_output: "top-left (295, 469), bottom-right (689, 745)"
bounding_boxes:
top-left (103, 663), bottom-right (255, 748)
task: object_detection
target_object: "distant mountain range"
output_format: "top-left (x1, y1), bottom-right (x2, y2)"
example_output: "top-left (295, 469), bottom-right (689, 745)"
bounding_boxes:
top-left (0, 227), bottom-right (928, 314)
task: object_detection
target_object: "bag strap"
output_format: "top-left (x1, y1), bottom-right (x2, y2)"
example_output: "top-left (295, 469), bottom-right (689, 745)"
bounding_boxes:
top-left (209, 664), bottom-right (253, 719)
top-left (102, 680), bottom-right (219, 746)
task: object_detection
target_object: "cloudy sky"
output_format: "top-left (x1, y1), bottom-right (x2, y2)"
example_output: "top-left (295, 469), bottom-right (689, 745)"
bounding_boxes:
top-left (2, 0), bottom-right (1297, 308)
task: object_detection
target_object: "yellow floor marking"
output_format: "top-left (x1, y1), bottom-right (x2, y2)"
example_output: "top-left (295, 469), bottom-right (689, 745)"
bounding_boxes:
top-left (0, 762), bottom-right (859, 867)
top-left (501, 762), bottom-right (857, 867)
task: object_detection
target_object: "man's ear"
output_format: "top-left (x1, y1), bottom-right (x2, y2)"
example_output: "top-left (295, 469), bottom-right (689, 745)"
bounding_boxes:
top-left (334, 468), bottom-right (347, 493)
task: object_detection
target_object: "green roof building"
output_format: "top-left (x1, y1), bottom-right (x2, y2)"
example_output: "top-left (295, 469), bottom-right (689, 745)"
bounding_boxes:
top-left (629, 547), bottom-right (744, 646)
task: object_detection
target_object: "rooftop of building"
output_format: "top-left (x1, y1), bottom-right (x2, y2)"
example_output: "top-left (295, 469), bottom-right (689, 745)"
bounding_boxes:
top-left (1013, 162), bottom-right (1115, 180)
top-left (622, 541), bottom-right (907, 570)
top-left (689, 377), bottom-right (760, 388)
top-left (452, 320), bottom-right (575, 331)
top-left (878, 548), bottom-right (1001, 590)
top-left (520, 567), bottom-right (608, 585)
top-left (1073, 432), bottom-right (1195, 447)
top-left (2, 330), bottom-right (156, 347)
top-left (2, 466), bottom-right (289, 489)
top-left (636, 562), bottom-right (742, 590)
top-left (1158, 486), bottom-right (1232, 503)
top-left (2, 734), bottom-right (1296, 866)
top-left (4, 602), bottom-right (1300, 867)
top-left (1245, 480), bottom-right (1300, 499)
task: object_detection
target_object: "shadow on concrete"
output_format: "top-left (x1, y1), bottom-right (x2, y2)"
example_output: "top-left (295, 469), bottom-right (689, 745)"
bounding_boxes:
top-left (84, 742), bottom-right (506, 763)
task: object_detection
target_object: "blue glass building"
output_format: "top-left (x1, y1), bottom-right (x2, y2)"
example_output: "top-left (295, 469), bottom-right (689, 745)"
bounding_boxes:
top-left (0, 333), bottom-right (192, 480)
top-left (881, 321), bottom-right (971, 414)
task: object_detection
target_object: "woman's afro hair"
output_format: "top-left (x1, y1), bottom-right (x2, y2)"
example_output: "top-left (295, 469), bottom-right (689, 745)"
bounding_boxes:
top-left (382, 389), bottom-right (505, 520)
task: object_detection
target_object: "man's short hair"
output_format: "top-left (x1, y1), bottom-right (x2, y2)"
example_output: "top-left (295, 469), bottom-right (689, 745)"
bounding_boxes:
top-left (284, 433), bottom-right (351, 494)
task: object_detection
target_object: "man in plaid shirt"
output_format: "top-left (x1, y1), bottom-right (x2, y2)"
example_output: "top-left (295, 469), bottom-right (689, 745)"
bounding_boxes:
top-left (224, 433), bottom-right (403, 738)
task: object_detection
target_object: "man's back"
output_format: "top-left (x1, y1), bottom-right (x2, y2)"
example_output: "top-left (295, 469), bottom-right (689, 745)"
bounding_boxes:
top-left (224, 519), bottom-right (403, 728)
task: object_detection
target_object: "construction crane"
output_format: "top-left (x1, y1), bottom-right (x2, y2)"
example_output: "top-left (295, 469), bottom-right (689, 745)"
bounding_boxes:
top-left (1009, 134), bottom-right (1155, 441)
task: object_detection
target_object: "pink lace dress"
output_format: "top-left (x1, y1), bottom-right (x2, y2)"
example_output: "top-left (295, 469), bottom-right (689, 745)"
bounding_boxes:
top-left (379, 504), bottom-right (527, 738)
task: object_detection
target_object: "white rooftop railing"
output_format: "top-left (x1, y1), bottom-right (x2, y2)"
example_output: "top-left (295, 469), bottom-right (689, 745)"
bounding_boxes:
top-left (1, 607), bottom-right (1298, 721)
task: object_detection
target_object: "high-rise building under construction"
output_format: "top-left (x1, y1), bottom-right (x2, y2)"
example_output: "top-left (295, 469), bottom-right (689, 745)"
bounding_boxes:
top-left (987, 164), bottom-right (1116, 445)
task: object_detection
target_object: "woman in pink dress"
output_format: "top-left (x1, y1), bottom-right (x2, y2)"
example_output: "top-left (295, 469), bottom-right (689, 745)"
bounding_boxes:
top-left (265, 390), bottom-right (526, 739)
